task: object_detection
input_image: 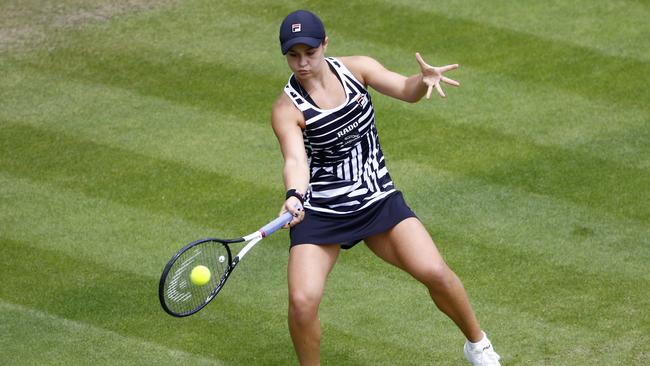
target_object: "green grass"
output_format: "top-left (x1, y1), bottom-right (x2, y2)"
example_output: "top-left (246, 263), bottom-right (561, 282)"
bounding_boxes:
top-left (1, 0), bottom-right (648, 365)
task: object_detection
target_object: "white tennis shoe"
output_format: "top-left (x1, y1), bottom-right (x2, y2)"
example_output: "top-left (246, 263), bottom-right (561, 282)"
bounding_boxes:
top-left (463, 332), bottom-right (501, 366)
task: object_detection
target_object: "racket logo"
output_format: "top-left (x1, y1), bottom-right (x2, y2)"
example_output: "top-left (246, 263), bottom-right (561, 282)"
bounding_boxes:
top-left (166, 250), bottom-right (201, 303)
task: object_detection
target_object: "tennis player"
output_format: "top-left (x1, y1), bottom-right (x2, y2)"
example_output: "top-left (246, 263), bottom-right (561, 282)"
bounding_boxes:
top-left (272, 10), bottom-right (501, 366)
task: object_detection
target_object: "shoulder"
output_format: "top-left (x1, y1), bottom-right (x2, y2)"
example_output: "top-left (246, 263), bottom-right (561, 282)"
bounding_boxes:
top-left (338, 55), bottom-right (381, 67)
top-left (272, 90), bottom-right (299, 118)
top-left (272, 91), bottom-right (304, 130)
top-left (338, 56), bottom-right (385, 86)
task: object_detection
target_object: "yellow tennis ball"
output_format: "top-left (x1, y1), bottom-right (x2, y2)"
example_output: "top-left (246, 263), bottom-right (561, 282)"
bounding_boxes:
top-left (190, 265), bottom-right (211, 286)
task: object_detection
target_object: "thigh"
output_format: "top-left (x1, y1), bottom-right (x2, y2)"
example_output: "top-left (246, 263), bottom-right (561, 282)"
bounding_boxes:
top-left (365, 217), bottom-right (447, 280)
top-left (288, 244), bottom-right (340, 300)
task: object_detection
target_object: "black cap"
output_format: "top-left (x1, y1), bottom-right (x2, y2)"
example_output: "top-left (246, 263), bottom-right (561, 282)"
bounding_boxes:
top-left (279, 10), bottom-right (326, 54)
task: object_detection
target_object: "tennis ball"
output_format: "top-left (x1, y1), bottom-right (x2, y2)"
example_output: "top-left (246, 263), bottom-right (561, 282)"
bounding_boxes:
top-left (190, 265), bottom-right (211, 286)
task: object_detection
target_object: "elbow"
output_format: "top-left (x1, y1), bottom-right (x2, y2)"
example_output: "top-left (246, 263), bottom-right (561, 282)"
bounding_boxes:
top-left (401, 86), bottom-right (424, 103)
top-left (403, 94), bottom-right (422, 104)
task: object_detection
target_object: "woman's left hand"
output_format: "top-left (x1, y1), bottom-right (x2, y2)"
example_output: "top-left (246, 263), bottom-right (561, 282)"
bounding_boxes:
top-left (415, 52), bottom-right (460, 99)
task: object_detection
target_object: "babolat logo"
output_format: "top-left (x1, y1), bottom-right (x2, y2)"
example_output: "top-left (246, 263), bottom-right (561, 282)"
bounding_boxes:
top-left (337, 120), bottom-right (360, 138)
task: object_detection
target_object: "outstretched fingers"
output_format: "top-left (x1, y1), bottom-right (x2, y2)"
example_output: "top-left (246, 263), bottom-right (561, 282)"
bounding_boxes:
top-left (441, 76), bottom-right (460, 87)
top-left (416, 52), bottom-right (460, 98)
top-left (425, 84), bottom-right (433, 99)
top-left (434, 83), bottom-right (445, 98)
top-left (415, 52), bottom-right (430, 70)
top-left (438, 63), bottom-right (459, 73)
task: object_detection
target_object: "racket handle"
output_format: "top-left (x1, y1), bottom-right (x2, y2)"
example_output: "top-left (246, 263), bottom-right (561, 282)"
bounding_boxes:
top-left (259, 211), bottom-right (294, 237)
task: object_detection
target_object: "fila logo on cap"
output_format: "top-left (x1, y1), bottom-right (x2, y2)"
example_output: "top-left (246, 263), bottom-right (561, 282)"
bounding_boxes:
top-left (292, 23), bottom-right (301, 32)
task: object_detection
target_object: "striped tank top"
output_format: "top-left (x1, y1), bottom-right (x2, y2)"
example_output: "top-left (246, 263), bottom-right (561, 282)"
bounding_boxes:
top-left (283, 57), bottom-right (395, 215)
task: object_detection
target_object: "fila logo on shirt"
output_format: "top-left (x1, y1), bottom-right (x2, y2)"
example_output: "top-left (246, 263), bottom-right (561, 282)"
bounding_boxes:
top-left (355, 94), bottom-right (368, 108)
top-left (292, 23), bottom-right (301, 33)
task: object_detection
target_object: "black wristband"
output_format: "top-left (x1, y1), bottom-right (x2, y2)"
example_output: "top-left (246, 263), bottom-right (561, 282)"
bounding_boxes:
top-left (285, 189), bottom-right (304, 204)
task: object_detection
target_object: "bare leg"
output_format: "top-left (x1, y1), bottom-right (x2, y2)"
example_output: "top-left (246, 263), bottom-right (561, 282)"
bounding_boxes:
top-left (287, 244), bottom-right (340, 366)
top-left (365, 217), bottom-right (483, 342)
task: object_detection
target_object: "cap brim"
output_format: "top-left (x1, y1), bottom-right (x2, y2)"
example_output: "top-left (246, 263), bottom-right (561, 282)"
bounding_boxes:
top-left (281, 37), bottom-right (323, 54)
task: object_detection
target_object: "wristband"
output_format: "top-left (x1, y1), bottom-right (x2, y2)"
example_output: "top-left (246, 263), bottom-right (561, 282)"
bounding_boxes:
top-left (285, 189), bottom-right (304, 205)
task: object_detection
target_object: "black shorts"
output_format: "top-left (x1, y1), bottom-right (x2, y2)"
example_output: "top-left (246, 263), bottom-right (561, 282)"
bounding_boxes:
top-left (290, 191), bottom-right (417, 249)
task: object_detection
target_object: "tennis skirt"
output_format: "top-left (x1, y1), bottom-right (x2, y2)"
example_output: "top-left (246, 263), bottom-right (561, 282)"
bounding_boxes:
top-left (290, 191), bottom-right (417, 249)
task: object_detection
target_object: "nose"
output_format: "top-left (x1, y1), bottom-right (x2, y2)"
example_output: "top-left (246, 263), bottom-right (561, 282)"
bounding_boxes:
top-left (298, 55), bottom-right (308, 67)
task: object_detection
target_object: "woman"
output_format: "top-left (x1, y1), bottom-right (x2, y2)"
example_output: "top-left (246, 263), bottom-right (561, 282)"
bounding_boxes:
top-left (272, 10), bottom-right (501, 366)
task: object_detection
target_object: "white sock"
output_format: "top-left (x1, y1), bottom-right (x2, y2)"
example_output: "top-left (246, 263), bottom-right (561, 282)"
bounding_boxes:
top-left (468, 331), bottom-right (490, 350)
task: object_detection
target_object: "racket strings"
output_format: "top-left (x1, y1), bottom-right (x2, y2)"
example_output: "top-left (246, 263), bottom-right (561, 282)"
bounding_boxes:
top-left (162, 241), bottom-right (230, 315)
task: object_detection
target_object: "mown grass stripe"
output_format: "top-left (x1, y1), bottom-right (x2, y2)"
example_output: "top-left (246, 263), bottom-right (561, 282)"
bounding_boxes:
top-left (3, 0), bottom-right (648, 176)
top-left (1, 73), bottom-right (647, 226)
top-left (340, 220), bottom-right (650, 343)
top-left (0, 171), bottom-right (219, 274)
top-left (20, 43), bottom-right (282, 123)
top-left (3, 167), bottom-right (646, 363)
top-left (7, 0), bottom-right (644, 150)
top-left (0, 123), bottom-right (279, 230)
top-left (2, 171), bottom-right (647, 364)
top-left (3, 1), bottom-right (646, 174)
top-left (2, 121), bottom-right (647, 280)
top-left (4, 50), bottom-right (647, 174)
top-left (6, 1), bottom-right (643, 224)
top-left (0, 173), bottom-right (437, 363)
top-left (0, 65), bottom-right (284, 187)
top-left (38, 0), bottom-right (650, 115)
top-left (2, 120), bottom-right (647, 281)
top-left (382, 0), bottom-right (650, 62)
top-left (0, 237), bottom-right (296, 365)
top-left (379, 112), bottom-right (649, 222)
top-left (4, 152), bottom-right (646, 330)
top-left (3, 225), bottom-right (646, 366)
top-left (0, 300), bottom-right (225, 366)
top-left (372, 72), bottom-right (649, 171)
top-left (0, 170), bottom-right (292, 324)
top-left (230, 1), bottom-right (650, 114)
top-left (391, 160), bottom-right (650, 282)
top-left (323, 236), bottom-right (649, 365)
top-left (322, 0), bottom-right (650, 111)
top-left (4, 51), bottom-right (647, 179)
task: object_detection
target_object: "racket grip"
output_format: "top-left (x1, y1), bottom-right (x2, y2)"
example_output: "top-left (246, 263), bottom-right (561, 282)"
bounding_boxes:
top-left (259, 211), bottom-right (294, 237)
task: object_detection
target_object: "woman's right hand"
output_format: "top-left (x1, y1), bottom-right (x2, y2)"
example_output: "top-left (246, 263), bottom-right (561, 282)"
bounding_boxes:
top-left (281, 196), bottom-right (304, 228)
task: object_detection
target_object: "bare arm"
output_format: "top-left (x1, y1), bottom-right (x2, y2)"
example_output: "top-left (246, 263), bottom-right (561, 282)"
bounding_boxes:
top-left (271, 93), bottom-right (310, 226)
top-left (342, 54), bottom-right (459, 102)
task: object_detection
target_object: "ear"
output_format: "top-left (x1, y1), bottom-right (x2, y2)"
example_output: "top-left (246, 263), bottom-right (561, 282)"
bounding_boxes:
top-left (321, 36), bottom-right (329, 52)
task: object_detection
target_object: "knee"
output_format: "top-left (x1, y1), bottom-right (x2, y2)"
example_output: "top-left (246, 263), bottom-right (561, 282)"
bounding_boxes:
top-left (288, 289), bottom-right (321, 322)
top-left (418, 262), bottom-right (457, 293)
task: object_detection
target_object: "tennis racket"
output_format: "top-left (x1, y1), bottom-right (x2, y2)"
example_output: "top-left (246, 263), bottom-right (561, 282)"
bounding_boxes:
top-left (159, 211), bottom-right (293, 317)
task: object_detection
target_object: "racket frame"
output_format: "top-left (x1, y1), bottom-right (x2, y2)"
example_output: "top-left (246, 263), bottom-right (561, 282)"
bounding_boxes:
top-left (159, 211), bottom-right (293, 317)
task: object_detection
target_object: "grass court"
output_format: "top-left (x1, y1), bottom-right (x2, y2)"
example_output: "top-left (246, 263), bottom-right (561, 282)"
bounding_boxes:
top-left (1, 1), bottom-right (648, 364)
